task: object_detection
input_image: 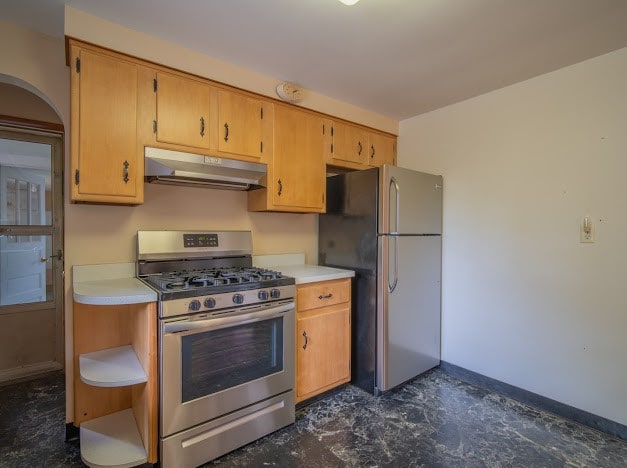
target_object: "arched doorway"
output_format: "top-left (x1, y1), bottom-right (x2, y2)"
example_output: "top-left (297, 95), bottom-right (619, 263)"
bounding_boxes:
top-left (0, 79), bottom-right (65, 383)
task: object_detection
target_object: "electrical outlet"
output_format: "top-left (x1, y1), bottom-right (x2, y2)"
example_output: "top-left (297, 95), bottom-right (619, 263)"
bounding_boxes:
top-left (580, 217), bottom-right (595, 243)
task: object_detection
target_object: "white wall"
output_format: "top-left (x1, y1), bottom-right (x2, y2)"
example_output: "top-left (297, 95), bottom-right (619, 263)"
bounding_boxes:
top-left (399, 47), bottom-right (627, 425)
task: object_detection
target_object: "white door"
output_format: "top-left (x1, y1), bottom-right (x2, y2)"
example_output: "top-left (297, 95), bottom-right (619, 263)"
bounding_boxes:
top-left (0, 167), bottom-right (47, 305)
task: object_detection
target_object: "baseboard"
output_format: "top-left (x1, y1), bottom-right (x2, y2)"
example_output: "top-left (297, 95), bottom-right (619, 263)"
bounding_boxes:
top-left (0, 361), bottom-right (63, 384)
top-left (439, 361), bottom-right (626, 441)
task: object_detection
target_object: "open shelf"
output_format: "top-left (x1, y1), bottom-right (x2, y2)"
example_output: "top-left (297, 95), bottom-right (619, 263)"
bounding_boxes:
top-left (80, 408), bottom-right (147, 468)
top-left (73, 301), bottom-right (158, 464)
top-left (79, 345), bottom-right (147, 387)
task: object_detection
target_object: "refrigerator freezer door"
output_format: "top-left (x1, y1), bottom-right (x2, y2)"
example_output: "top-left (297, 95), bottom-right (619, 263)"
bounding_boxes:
top-left (379, 165), bottom-right (442, 235)
top-left (377, 235), bottom-right (441, 393)
top-left (319, 169), bottom-right (379, 271)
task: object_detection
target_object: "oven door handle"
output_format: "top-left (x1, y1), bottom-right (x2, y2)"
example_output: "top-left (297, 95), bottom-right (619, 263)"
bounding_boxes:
top-left (163, 302), bottom-right (295, 335)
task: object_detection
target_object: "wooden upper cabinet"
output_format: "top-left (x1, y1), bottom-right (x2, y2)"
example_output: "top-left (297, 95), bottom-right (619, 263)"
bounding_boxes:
top-left (324, 120), bottom-right (368, 166)
top-left (69, 41), bottom-right (394, 210)
top-left (273, 107), bottom-right (325, 211)
top-left (70, 43), bottom-right (143, 204)
top-left (217, 90), bottom-right (271, 160)
top-left (324, 119), bottom-right (397, 170)
top-left (368, 132), bottom-right (397, 167)
top-left (155, 72), bottom-right (212, 150)
top-left (249, 106), bottom-right (325, 213)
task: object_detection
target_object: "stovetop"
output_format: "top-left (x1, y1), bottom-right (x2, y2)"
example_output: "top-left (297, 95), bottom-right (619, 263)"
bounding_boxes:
top-left (136, 231), bottom-right (296, 303)
top-left (139, 266), bottom-right (295, 301)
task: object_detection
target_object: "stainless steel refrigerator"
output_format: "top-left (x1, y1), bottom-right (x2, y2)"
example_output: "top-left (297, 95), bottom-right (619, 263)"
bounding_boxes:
top-left (319, 165), bottom-right (442, 395)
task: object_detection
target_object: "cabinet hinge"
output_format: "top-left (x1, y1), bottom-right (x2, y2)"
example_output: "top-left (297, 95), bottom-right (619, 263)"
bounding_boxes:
top-left (322, 192), bottom-right (325, 204)
top-left (75, 57), bottom-right (81, 73)
top-left (260, 141), bottom-right (263, 153)
top-left (153, 120), bottom-right (157, 134)
top-left (260, 107), bottom-right (264, 119)
top-left (322, 124), bottom-right (325, 135)
top-left (153, 78), bottom-right (157, 92)
top-left (331, 126), bottom-right (334, 137)
top-left (331, 143), bottom-right (334, 154)
top-left (74, 169), bottom-right (80, 185)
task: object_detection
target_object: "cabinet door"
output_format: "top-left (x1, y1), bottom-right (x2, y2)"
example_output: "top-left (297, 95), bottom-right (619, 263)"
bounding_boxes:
top-left (296, 304), bottom-right (351, 401)
top-left (217, 90), bottom-right (269, 159)
top-left (272, 106), bottom-right (325, 211)
top-left (368, 132), bottom-right (397, 167)
top-left (71, 47), bottom-right (142, 203)
top-left (324, 120), bottom-right (368, 166)
top-left (155, 72), bottom-right (212, 150)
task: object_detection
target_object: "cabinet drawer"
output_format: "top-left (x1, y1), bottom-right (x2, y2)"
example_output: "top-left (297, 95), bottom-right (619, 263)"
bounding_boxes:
top-left (297, 278), bottom-right (350, 311)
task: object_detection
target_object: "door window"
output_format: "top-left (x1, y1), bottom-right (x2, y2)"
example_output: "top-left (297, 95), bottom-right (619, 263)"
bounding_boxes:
top-left (0, 137), bottom-right (56, 306)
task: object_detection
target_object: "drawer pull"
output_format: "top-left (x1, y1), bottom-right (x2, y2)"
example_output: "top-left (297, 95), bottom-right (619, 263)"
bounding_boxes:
top-left (302, 331), bottom-right (308, 350)
top-left (318, 293), bottom-right (333, 300)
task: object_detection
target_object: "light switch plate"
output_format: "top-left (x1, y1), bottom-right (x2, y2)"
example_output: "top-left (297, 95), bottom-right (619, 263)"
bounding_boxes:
top-left (580, 217), bottom-right (595, 243)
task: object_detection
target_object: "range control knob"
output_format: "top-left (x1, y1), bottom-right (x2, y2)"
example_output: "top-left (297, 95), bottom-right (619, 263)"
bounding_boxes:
top-left (233, 293), bottom-right (245, 304)
top-left (270, 289), bottom-right (281, 299)
top-left (258, 290), bottom-right (270, 301)
top-left (189, 299), bottom-right (201, 311)
top-left (204, 297), bottom-right (216, 309)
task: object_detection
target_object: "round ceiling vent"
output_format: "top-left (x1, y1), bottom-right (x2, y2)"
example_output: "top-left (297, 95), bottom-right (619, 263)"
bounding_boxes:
top-left (276, 82), bottom-right (304, 103)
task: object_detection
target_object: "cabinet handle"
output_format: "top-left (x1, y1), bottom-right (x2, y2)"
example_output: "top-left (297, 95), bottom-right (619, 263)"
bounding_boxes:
top-left (224, 123), bottom-right (229, 142)
top-left (370, 144), bottom-right (375, 159)
top-left (358, 141), bottom-right (363, 155)
top-left (123, 160), bottom-right (130, 184)
top-left (200, 117), bottom-right (206, 137)
top-left (277, 179), bottom-right (283, 196)
top-left (302, 331), bottom-right (308, 350)
top-left (318, 293), bottom-right (333, 300)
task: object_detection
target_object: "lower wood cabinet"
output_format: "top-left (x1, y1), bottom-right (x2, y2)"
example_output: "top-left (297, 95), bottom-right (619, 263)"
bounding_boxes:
top-left (73, 301), bottom-right (158, 466)
top-left (295, 278), bottom-right (351, 403)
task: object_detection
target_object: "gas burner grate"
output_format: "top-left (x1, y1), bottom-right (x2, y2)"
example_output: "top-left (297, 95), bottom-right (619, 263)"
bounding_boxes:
top-left (143, 267), bottom-right (284, 293)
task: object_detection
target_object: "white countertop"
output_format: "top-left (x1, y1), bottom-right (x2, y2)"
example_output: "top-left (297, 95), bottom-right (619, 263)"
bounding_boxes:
top-left (271, 264), bottom-right (354, 284)
top-left (72, 257), bottom-right (354, 304)
top-left (73, 278), bottom-right (158, 305)
top-left (73, 263), bottom-right (157, 305)
top-left (253, 253), bottom-right (354, 284)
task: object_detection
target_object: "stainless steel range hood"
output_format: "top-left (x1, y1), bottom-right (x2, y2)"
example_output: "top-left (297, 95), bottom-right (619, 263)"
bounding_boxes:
top-left (144, 147), bottom-right (266, 191)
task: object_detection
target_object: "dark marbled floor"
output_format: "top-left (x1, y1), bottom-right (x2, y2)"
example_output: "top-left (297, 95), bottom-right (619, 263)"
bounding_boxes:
top-left (1, 369), bottom-right (625, 468)
top-left (0, 372), bottom-right (81, 467)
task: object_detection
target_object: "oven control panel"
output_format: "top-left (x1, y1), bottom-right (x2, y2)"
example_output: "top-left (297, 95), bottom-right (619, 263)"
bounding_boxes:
top-left (183, 233), bottom-right (219, 248)
top-left (159, 285), bottom-right (296, 318)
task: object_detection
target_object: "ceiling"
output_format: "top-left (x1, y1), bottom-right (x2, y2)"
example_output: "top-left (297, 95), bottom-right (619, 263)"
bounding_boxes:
top-left (3, 0), bottom-right (627, 120)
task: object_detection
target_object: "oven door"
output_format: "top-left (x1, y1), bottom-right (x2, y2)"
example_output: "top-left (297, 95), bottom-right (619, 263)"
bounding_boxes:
top-left (160, 300), bottom-right (295, 437)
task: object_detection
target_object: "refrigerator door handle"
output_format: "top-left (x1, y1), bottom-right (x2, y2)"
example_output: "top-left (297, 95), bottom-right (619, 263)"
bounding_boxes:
top-left (388, 236), bottom-right (399, 293)
top-left (389, 176), bottom-right (400, 234)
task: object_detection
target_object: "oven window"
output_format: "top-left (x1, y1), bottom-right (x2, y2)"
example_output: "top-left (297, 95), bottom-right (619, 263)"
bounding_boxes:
top-left (181, 317), bottom-right (283, 402)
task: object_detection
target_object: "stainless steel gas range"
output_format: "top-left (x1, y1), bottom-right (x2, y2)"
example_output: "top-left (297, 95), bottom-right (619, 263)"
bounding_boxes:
top-left (137, 230), bottom-right (295, 468)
